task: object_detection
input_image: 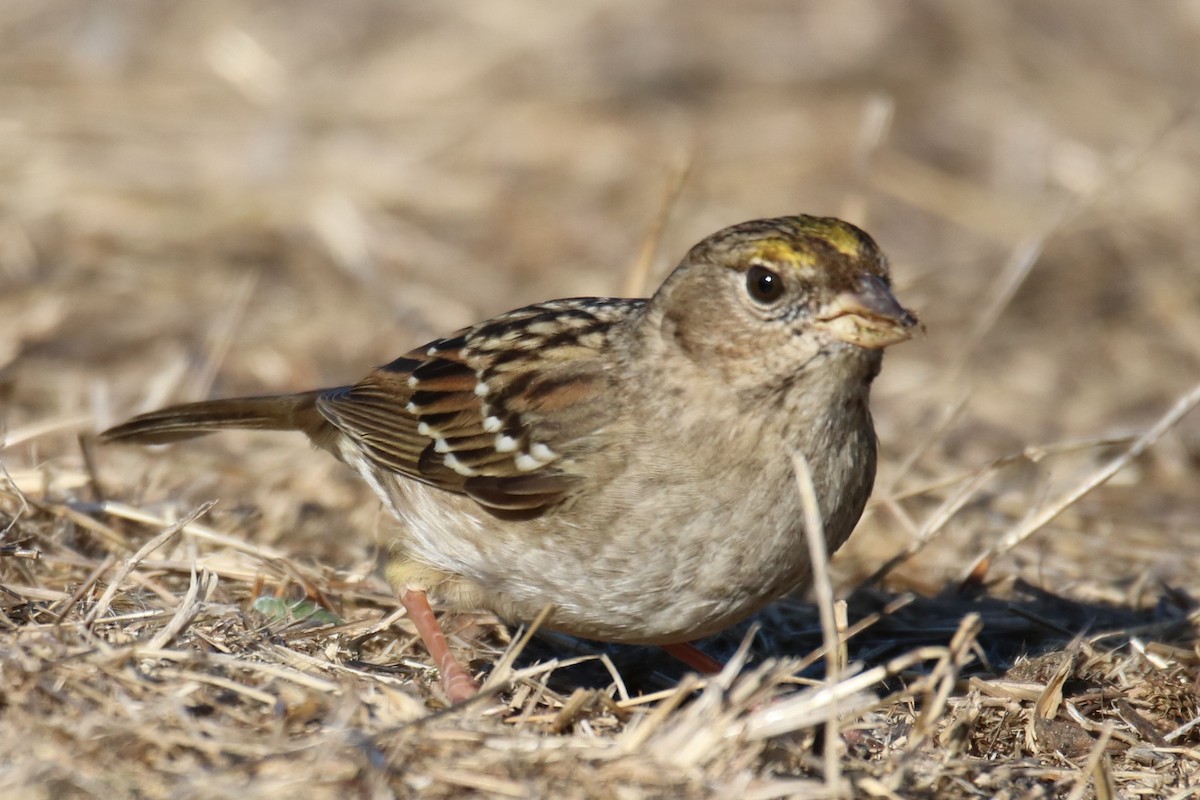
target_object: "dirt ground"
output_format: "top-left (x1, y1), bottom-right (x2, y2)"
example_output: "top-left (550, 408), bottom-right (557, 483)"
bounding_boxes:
top-left (2, 2), bottom-right (1199, 797)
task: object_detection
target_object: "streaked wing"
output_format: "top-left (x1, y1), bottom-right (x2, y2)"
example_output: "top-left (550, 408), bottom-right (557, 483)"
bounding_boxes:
top-left (316, 298), bottom-right (641, 516)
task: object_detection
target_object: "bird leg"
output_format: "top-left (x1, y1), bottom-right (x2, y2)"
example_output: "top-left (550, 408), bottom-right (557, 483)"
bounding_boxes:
top-left (660, 642), bottom-right (724, 674)
top-left (399, 588), bottom-right (479, 703)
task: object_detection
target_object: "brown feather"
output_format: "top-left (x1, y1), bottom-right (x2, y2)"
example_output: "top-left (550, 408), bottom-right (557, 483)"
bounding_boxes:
top-left (310, 301), bottom-right (633, 513)
top-left (103, 301), bottom-right (636, 517)
top-left (99, 392), bottom-right (331, 445)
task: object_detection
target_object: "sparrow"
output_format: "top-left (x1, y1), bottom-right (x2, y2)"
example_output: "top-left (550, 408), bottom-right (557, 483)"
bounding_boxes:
top-left (100, 215), bottom-right (918, 702)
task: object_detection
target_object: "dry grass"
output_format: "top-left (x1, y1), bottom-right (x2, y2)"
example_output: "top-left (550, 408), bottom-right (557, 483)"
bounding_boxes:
top-left (3, 2), bottom-right (1200, 797)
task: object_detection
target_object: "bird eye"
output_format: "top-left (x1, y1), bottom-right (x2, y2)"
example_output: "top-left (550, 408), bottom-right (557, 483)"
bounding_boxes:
top-left (746, 265), bottom-right (784, 303)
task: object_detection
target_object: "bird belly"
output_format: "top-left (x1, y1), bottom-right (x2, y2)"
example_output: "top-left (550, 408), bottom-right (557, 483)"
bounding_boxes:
top-left (340, 427), bottom-right (869, 646)
top-left (383, 470), bottom-right (813, 644)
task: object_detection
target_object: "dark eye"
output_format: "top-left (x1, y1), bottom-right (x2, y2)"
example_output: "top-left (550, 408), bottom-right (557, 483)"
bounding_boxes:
top-left (746, 265), bottom-right (784, 303)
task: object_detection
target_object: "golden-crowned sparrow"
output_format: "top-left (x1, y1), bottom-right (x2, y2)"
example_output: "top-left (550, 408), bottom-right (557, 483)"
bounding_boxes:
top-left (101, 215), bottom-right (917, 702)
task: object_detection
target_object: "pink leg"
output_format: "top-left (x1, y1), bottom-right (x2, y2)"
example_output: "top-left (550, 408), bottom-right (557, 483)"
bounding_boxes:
top-left (660, 642), bottom-right (724, 675)
top-left (400, 588), bottom-right (479, 702)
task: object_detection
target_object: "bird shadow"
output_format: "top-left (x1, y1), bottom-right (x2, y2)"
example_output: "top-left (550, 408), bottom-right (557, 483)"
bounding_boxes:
top-left (501, 578), bottom-right (1197, 697)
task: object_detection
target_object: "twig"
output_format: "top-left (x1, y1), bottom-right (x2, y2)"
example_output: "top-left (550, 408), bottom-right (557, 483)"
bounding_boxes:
top-left (99, 500), bottom-right (291, 560)
top-left (0, 415), bottom-right (93, 450)
top-left (147, 566), bottom-right (216, 649)
top-left (742, 646), bottom-right (951, 740)
top-left (1064, 722), bottom-right (1114, 800)
top-left (53, 554), bottom-right (116, 624)
top-left (623, 153), bottom-right (692, 298)
top-left (482, 603), bottom-right (553, 695)
top-left (909, 613), bottom-right (982, 747)
top-left (966, 382), bottom-right (1200, 578)
top-left (188, 268), bottom-right (259, 401)
top-left (84, 502), bottom-right (214, 627)
top-left (792, 452), bottom-right (842, 794)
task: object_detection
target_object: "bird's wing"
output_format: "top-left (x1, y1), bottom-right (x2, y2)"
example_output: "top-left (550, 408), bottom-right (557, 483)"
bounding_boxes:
top-left (316, 299), bottom-right (639, 516)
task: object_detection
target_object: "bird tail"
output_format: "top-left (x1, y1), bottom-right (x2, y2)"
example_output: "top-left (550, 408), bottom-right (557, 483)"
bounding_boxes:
top-left (99, 391), bottom-right (330, 445)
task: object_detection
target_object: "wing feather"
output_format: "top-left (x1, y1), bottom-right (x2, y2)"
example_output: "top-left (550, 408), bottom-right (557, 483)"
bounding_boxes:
top-left (314, 299), bottom-right (641, 516)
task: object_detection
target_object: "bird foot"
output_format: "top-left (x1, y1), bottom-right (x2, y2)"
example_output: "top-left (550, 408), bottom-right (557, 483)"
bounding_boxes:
top-left (399, 587), bottom-right (480, 703)
top-left (660, 641), bottom-right (724, 675)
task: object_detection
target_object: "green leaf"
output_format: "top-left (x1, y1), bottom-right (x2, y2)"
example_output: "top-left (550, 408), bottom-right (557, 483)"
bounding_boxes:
top-left (252, 595), bottom-right (343, 626)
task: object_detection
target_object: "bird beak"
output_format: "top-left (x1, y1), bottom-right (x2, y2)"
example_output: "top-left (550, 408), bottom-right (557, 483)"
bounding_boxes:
top-left (815, 274), bottom-right (919, 349)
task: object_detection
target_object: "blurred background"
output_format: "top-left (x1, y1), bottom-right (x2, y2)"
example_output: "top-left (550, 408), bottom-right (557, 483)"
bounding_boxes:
top-left (3, 0), bottom-right (1199, 594)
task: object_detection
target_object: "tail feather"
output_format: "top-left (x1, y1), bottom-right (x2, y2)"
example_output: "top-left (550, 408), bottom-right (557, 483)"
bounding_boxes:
top-left (99, 391), bottom-right (332, 445)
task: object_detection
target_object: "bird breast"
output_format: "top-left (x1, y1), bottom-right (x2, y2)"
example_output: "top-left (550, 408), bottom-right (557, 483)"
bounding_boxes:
top-left (345, 368), bottom-right (877, 645)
